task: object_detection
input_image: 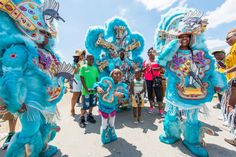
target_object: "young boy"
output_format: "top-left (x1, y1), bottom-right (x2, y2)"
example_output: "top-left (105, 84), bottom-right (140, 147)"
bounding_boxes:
top-left (79, 55), bottom-right (99, 128)
top-left (130, 69), bottom-right (146, 123)
top-left (95, 69), bottom-right (128, 144)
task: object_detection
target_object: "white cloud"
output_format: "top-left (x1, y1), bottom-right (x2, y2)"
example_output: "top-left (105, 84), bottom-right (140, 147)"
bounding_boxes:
top-left (206, 39), bottom-right (229, 52)
top-left (118, 8), bottom-right (127, 16)
top-left (206, 0), bottom-right (236, 29)
top-left (136, 0), bottom-right (186, 12)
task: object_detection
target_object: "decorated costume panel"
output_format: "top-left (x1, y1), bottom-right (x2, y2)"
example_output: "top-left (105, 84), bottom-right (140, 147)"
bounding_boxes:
top-left (155, 8), bottom-right (227, 109)
top-left (94, 77), bottom-right (128, 114)
top-left (85, 17), bottom-right (144, 82)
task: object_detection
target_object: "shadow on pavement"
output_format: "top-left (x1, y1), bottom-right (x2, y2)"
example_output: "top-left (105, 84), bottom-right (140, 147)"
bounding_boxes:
top-left (207, 143), bottom-right (236, 157)
top-left (201, 121), bottom-right (222, 136)
top-left (170, 139), bottom-right (196, 157)
top-left (54, 149), bottom-right (69, 157)
top-left (73, 114), bottom-right (101, 135)
top-left (103, 137), bottom-right (142, 157)
top-left (115, 107), bottom-right (160, 132)
top-left (72, 106), bottom-right (160, 135)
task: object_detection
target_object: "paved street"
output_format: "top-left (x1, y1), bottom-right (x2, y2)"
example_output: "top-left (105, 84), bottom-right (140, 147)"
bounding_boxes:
top-left (0, 93), bottom-right (235, 157)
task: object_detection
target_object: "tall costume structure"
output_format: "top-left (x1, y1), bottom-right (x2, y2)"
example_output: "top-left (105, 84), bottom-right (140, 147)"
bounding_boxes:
top-left (85, 17), bottom-right (144, 109)
top-left (155, 8), bottom-right (227, 157)
top-left (0, 0), bottom-right (71, 156)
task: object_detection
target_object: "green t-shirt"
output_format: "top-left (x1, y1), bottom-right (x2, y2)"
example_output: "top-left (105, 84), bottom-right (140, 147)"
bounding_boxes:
top-left (80, 64), bottom-right (99, 95)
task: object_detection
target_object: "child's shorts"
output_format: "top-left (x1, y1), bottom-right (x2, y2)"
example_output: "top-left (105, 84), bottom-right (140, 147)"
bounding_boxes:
top-left (82, 94), bottom-right (97, 110)
top-left (132, 94), bottom-right (144, 108)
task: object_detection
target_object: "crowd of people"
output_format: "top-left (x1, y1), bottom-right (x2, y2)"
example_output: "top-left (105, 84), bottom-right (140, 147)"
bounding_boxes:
top-left (0, 1), bottom-right (236, 157)
top-left (67, 8), bottom-right (236, 157)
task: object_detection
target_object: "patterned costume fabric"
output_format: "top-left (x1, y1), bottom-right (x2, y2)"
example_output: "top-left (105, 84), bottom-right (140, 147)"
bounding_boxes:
top-left (85, 17), bottom-right (144, 80)
top-left (155, 8), bottom-right (227, 157)
top-left (0, 0), bottom-right (69, 156)
top-left (93, 77), bottom-right (128, 144)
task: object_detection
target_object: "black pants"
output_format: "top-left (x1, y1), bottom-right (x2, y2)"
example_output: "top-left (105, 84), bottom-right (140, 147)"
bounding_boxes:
top-left (218, 93), bottom-right (222, 103)
top-left (146, 80), bottom-right (163, 102)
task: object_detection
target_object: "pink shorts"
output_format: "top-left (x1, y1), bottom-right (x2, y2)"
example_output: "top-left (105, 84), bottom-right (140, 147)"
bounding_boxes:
top-left (98, 110), bottom-right (116, 119)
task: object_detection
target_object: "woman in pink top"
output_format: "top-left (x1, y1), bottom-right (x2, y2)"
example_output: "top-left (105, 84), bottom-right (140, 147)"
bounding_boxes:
top-left (143, 47), bottom-right (163, 114)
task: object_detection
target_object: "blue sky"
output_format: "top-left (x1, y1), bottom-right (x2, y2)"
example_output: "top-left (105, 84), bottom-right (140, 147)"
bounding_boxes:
top-left (56, 0), bottom-right (236, 63)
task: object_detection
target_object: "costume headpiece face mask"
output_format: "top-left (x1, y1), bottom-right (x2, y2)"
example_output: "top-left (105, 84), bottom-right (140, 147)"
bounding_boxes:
top-left (157, 8), bottom-right (208, 50)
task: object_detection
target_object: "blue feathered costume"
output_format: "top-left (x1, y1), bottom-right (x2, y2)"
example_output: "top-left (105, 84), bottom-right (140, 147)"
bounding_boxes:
top-left (85, 17), bottom-right (144, 110)
top-left (155, 8), bottom-right (227, 157)
top-left (0, 0), bottom-right (68, 156)
top-left (93, 73), bottom-right (128, 145)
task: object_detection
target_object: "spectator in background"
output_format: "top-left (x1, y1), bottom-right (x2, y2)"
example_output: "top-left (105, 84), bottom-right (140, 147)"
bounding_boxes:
top-left (212, 50), bottom-right (226, 109)
top-left (142, 47), bottom-right (163, 115)
top-left (70, 49), bottom-right (86, 116)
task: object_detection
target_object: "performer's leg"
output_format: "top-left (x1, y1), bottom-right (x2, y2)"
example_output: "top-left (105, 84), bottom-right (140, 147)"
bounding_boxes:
top-left (138, 107), bottom-right (143, 123)
top-left (154, 85), bottom-right (164, 115)
top-left (1, 113), bottom-right (17, 150)
top-left (146, 80), bottom-right (154, 113)
top-left (100, 116), bottom-right (110, 144)
top-left (6, 110), bottom-right (43, 157)
top-left (183, 109), bottom-right (208, 157)
top-left (109, 116), bottom-right (117, 142)
top-left (159, 104), bottom-right (181, 144)
top-left (39, 122), bottom-right (60, 157)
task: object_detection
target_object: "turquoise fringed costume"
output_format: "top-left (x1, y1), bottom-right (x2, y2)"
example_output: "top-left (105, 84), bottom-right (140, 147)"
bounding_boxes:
top-left (85, 17), bottom-right (144, 110)
top-left (0, 0), bottom-right (68, 156)
top-left (93, 76), bottom-right (128, 144)
top-left (155, 8), bottom-right (227, 157)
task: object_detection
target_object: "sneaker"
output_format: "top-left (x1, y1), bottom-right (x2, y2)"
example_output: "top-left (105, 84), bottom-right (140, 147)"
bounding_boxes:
top-left (79, 117), bottom-right (86, 128)
top-left (223, 120), bottom-right (229, 126)
top-left (159, 109), bottom-right (164, 115)
top-left (133, 117), bottom-right (138, 124)
top-left (213, 103), bottom-right (221, 109)
top-left (144, 98), bottom-right (148, 103)
top-left (148, 107), bottom-right (154, 114)
top-left (87, 113), bottom-right (96, 123)
top-left (224, 138), bottom-right (236, 147)
top-left (1, 132), bottom-right (15, 150)
top-left (218, 116), bottom-right (223, 120)
top-left (138, 117), bottom-right (144, 123)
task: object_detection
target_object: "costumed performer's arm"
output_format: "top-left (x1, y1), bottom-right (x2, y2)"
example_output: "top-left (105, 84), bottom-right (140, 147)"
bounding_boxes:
top-left (157, 39), bottom-right (180, 67)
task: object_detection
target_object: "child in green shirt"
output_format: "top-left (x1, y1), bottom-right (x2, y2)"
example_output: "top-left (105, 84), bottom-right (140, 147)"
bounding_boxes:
top-left (79, 55), bottom-right (99, 128)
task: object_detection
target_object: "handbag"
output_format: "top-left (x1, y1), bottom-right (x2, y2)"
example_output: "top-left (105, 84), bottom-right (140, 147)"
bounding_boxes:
top-left (152, 76), bottom-right (162, 88)
top-left (150, 66), bottom-right (162, 88)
